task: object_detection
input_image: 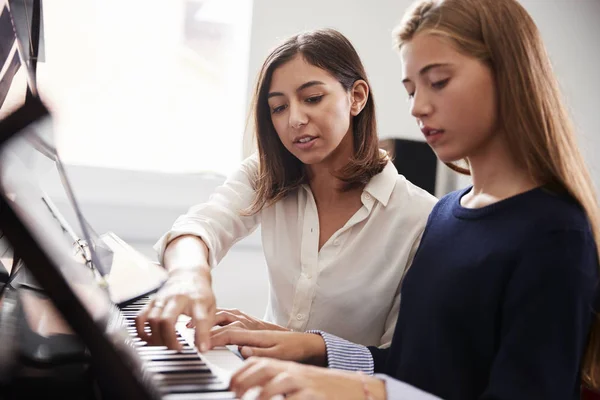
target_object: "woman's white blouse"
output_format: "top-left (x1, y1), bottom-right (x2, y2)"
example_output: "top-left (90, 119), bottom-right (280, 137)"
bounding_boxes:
top-left (154, 153), bottom-right (437, 347)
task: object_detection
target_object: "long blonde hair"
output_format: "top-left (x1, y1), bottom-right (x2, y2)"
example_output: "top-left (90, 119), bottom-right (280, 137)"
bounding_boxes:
top-left (395, 0), bottom-right (600, 389)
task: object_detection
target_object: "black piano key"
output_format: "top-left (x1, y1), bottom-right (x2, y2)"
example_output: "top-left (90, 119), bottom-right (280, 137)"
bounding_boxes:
top-left (146, 364), bottom-right (211, 374)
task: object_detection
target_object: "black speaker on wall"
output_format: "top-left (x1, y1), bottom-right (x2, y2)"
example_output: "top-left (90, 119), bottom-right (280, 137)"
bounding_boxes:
top-left (380, 138), bottom-right (438, 197)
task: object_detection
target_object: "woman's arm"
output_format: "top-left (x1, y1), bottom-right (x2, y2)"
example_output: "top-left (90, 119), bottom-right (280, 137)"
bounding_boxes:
top-left (136, 234), bottom-right (216, 351)
top-left (162, 234), bottom-right (211, 274)
top-left (136, 155), bottom-right (261, 351)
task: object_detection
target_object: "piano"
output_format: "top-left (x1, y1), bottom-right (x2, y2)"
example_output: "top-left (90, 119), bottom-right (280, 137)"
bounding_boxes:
top-left (121, 297), bottom-right (242, 399)
top-left (0, 95), bottom-right (245, 399)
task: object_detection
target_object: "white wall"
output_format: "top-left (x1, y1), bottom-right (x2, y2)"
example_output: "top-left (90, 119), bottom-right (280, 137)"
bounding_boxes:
top-left (522, 0), bottom-right (600, 192)
top-left (17, 0), bottom-right (600, 318)
top-left (246, 0), bottom-right (600, 194)
top-left (244, 0), bottom-right (422, 154)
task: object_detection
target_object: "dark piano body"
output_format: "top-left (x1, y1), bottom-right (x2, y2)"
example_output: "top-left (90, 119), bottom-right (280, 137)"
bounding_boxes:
top-left (0, 98), bottom-right (239, 399)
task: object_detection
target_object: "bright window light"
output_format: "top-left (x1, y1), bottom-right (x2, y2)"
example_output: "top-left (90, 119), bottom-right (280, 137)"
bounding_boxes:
top-left (27, 0), bottom-right (253, 176)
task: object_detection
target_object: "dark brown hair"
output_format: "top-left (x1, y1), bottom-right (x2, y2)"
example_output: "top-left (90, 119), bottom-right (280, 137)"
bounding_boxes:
top-left (246, 28), bottom-right (387, 214)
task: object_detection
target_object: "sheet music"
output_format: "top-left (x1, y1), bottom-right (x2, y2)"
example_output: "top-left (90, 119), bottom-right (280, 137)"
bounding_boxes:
top-left (100, 231), bottom-right (167, 305)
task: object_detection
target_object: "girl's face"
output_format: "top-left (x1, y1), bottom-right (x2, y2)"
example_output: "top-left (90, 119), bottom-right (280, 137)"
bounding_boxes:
top-left (400, 33), bottom-right (499, 163)
top-left (267, 54), bottom-right (365, 166)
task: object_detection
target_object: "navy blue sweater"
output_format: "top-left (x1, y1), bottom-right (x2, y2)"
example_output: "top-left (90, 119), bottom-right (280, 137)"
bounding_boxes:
top-left (369, 186), bottom-right (599, 399)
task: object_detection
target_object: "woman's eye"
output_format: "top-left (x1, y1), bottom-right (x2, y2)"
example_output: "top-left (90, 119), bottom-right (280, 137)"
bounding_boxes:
top-left (431, 78), bottom-right (450, 90)
top-left (271, 104), bottom-right (287, 114)
top-left (305, 95), bottom-right (324, 104)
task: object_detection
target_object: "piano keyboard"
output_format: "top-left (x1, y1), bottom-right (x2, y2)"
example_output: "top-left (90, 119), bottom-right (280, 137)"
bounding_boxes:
top-left (120, 296), bottom-right (238, 400)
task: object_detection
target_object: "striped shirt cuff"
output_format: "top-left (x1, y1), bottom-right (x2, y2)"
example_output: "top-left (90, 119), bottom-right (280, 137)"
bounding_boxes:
top-left (307, 330), bottom-right (374, 374)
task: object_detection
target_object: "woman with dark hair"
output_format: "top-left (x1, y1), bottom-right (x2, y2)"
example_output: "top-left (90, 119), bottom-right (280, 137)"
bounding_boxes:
top-left (135, 28), bottom-right (437, 354)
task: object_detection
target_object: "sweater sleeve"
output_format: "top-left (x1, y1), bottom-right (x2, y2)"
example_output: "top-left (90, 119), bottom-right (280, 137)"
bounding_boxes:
top-left (480, 229), bottom-right (599, 400)
top-left (367, 345), bottom-right (392, 374)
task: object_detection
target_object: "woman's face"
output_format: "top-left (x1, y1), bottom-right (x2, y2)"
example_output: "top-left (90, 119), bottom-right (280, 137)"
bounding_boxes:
top-left (267, 54), bottom-right (364, 166)
top-left (400, 33), bottom-right (498, 163)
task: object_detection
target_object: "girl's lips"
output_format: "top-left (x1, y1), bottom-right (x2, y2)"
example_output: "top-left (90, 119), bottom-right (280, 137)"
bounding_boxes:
top-left (424, 130), bottom-right (445, 144)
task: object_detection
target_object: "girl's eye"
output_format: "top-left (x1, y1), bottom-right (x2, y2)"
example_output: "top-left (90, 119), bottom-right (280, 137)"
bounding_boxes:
top-left (305, 95), bottom-right (324, 104)
top-left (431, 78), bottom-right (450, 90)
